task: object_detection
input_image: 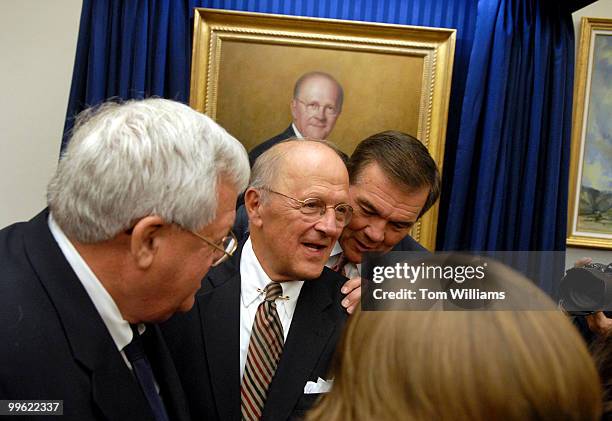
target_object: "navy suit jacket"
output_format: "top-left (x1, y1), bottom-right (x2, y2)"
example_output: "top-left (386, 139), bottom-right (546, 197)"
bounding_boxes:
top-left (162, 240), bottom-right (349, 421)
top-left (0, 210), bottom-right (190, 421)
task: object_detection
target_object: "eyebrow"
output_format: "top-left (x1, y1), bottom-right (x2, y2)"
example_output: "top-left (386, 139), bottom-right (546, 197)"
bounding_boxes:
top-left (358, 198), bottom-right (415, 228)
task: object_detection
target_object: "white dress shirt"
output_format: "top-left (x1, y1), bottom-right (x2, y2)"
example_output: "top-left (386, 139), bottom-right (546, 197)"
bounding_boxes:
top-left (48, 213), bottom-right (143, 369)
top-left (326, 242), bottom-right (361, 279)
top-left (239, 237), bottom-right (304, 379)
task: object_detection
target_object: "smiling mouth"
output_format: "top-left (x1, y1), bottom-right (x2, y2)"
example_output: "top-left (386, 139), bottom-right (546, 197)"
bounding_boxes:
top-left (302, 242), bottom-right (328, 251)
top-left (354, 238), bottom-right (377, 251)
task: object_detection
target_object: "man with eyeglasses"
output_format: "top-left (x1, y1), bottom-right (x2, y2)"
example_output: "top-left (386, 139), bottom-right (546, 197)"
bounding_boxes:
top-left (248, 71), bottom-right (344, 167)
top-left (0, 98), bottom-right (250, 420)
top-left (162, 140), bottom-right (351, 421)
top-left (235, 131), bottom-right (441, 314)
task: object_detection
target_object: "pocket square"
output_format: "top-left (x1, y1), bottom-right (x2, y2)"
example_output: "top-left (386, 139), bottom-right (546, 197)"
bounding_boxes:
top-left (303, 377), bottom-right (333, 394)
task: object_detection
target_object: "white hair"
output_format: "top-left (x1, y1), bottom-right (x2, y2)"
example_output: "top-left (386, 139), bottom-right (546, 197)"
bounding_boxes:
top-left (48, 98), bottom-right (249, 243)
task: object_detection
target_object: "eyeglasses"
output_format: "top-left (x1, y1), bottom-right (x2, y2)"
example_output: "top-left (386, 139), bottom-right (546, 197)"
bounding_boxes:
top-left (188, 230), bottom-right (238, 267)
top-left (263, 188), bottom-right (353, 227)
top-left (295, 98), bottom-right (340, 116)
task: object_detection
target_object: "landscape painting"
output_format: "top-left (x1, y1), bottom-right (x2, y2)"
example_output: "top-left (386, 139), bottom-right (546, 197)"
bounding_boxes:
top-left (568, 17), bottom-right (612, 249)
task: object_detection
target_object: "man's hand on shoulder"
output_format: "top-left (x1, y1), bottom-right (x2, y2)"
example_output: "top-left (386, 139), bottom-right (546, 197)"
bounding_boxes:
top-left (341, 277), bottom-right (361, 314)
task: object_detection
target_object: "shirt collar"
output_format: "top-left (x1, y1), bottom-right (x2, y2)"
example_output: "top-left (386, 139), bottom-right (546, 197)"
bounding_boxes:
top-left (291, 123), bottom-right (304, 139)
top-left (326, 241), bottom-right (361, 277)
top-left (48, 213), bottom-right (134, 351)
top-left (330, 241), bottom-right (343, 258)
top-left (240, 237), bottom-right (303, 317)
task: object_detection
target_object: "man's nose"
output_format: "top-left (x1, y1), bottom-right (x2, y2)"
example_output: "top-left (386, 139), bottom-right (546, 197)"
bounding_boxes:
top-left (363, 219), bottom-right (385, 243)
top-left (315, 208), bottom-right (340, 236)
top-left (313, 106), bottom-right (326, 120)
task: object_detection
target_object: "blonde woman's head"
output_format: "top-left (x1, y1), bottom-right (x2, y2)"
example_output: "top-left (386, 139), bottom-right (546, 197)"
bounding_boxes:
top-left (308, 259), bottom-right (602, 421)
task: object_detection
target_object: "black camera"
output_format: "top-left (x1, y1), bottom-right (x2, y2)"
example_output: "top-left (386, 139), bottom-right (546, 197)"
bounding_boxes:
top-left (559, 263), bottom-right (612, 316)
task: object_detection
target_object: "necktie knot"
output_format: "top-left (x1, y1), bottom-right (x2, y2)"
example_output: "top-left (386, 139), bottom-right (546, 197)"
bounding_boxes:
top-left (124, 324), bottom-right (145, 362)
top-left (264, 282), bottom-right (283, 302)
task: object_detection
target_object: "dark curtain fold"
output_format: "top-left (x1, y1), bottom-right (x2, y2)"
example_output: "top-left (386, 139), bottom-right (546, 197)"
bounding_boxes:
top-left (439, 0), bottom-right (574, 258)
top-left (62, 0), bottom-right (199, 150)
top-left (62, 0), bottom-right (575, 279)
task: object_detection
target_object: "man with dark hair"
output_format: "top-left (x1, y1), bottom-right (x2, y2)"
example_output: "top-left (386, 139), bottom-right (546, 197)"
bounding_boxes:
top-left (248, 71), bottom-right (344, 167)
top-left (324, 131), bottom-right (441, 311)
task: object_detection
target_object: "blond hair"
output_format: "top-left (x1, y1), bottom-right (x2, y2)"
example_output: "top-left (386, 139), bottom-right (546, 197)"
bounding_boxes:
top-left (307, 261), bottom-right (602, 421)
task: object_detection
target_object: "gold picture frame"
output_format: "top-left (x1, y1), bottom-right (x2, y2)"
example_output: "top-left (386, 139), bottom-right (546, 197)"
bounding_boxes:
top-left (190, 8), bottom-right (456, 250)
top-left (567, 17), bottom-right (612, 250)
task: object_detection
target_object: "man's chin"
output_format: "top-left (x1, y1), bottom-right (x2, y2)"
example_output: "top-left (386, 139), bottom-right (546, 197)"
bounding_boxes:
top-left (293, 264), bottom-right (326, 281)
top-left (175, 295), bottom-right (196, 314)
top-left (303, 129), bottom-right (329, 140)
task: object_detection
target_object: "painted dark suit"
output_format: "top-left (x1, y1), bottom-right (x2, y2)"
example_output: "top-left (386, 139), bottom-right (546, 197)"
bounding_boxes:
top-left (162, 241), bottom-right (348, 421)
top-left (0, 210), bottom-right (189, 421)
top-left (248, 125), bottom-right (296, 168)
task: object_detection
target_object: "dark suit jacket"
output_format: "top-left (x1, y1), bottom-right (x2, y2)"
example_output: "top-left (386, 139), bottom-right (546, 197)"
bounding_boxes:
top-left (162, 240), bottom-right (349, 421)
top-left (248, 125), bottom-right (296, 168)
top-left (232, 204), bottom-right (427, 252)
top-left (0, 210), bottom-right (190, 421)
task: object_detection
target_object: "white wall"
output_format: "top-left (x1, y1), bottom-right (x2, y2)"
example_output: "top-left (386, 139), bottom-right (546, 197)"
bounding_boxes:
top-left (566, 0), bottom-right (612, 268)
top-left (0, 0), bottom-right (82, 229)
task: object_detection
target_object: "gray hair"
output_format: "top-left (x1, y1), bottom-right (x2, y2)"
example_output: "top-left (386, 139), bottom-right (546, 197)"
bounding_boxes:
top-left (48, 98), bottom-right (250, 243)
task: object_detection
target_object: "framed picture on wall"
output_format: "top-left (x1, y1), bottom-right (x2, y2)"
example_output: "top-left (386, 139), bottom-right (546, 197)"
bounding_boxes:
top-left (567, 17), bottom-right (612, 250)
top-left (189, 8), bottom-right (455, 250)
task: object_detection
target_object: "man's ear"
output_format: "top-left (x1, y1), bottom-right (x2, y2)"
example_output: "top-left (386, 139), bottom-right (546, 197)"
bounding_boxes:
top-left (244, 188), bottom-right (264, 228)
top-left (130, 215), bottom-right (166, 269)
top-left (290, 98), bottom-right (298, 120)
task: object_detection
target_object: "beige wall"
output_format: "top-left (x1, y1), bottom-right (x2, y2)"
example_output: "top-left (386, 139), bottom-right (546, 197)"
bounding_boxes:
top-left (0, 0), bottom-right (82, 229)
top-left (566, 0), bottom-right (612, 268)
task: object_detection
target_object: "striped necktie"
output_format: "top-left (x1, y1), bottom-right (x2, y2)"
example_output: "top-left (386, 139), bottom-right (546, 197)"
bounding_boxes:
top-left (241, 282), bottom-right (284, 420)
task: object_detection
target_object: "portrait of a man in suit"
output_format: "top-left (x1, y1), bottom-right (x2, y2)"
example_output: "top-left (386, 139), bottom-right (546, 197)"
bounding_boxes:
top-left (248, 71), bottom-right (344, 166)
top-left (163, 139), bottom-right (352, 421)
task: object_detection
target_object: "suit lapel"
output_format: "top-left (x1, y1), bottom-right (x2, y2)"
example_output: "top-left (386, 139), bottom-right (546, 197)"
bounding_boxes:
top-left (23, 210), bottom-right (155, 420)
top-left (262, 270), bottom-right (339, 421)
top-left (199, 249), bottom-right (242, 421)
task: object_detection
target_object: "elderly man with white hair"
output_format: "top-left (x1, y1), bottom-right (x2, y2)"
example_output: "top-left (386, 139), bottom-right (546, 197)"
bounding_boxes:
top-left (0, 98), bottom-right (250, 421)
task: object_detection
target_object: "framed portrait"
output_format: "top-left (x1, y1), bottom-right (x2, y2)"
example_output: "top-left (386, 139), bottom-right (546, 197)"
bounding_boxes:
top-left (567, 17), bottom-right (612, 250)
top-left (190, 8), bottom-right (456, 250)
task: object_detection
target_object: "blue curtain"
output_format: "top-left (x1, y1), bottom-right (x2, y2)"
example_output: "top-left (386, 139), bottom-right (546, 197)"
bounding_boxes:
top-left (438, 0), bottom-right (575, 255)
top-left (63, 0), bottom-right (476, 153)
top-left (62, 0), bottom-right (575, 264)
